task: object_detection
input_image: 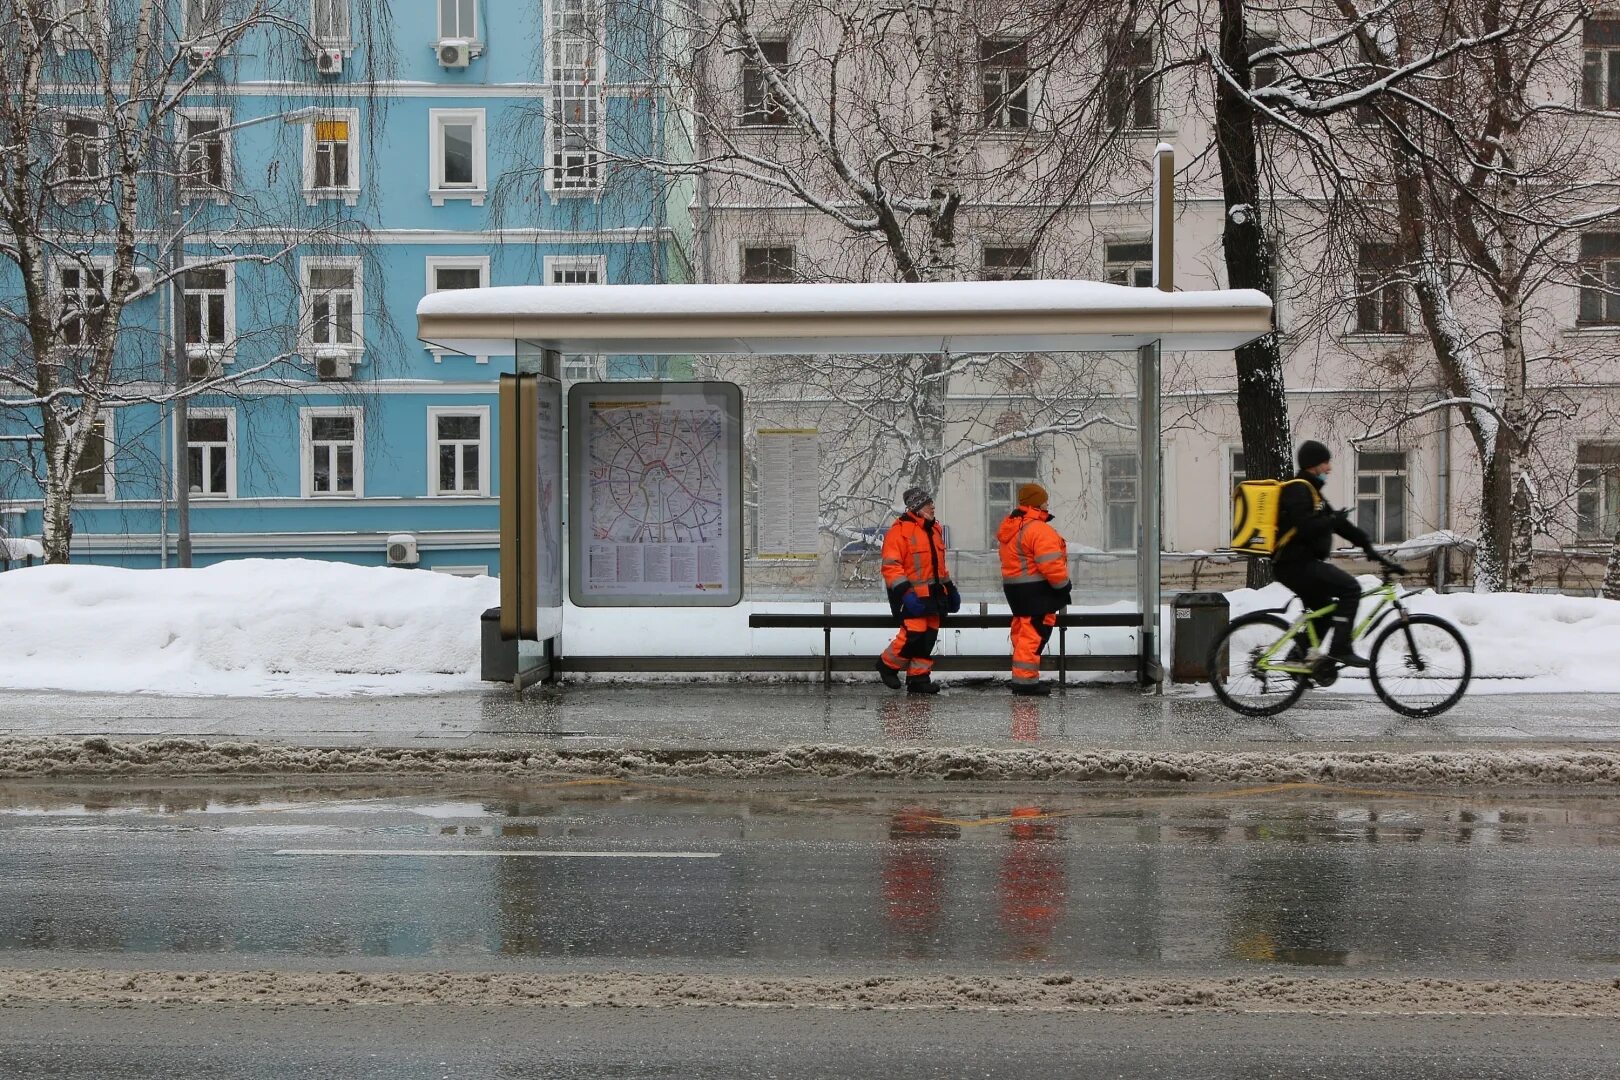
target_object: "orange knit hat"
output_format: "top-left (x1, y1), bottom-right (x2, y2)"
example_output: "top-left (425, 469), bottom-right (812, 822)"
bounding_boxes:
top-left (1016, 482), bottom-right (1048, 508)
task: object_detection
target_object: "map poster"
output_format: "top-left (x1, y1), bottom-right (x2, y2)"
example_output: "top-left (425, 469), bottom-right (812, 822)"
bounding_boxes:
top-left (567, 381), bottom-right (743, 607)
top-left (755, 428), bottom-right (820, 560)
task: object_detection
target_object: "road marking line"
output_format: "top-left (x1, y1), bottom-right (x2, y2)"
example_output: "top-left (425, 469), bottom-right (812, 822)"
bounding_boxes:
top-left (272, 848), bottom-right (721, 859)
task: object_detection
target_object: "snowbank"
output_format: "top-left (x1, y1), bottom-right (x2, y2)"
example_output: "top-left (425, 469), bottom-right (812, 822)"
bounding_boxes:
top-left (0, 560), bottom-right (498, 697)
top-left (1228, 580), bottom-right (1620, 693)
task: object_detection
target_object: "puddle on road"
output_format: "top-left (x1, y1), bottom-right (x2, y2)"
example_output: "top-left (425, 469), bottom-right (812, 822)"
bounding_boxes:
top-left (1, 780), bottom-right (1618, 973)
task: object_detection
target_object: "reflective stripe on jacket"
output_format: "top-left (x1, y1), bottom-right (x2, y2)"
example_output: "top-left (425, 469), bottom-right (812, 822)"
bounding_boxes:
top-left (997, 506), bottom-right (1069, 617)
top-left (880, 512), bottom-right (951, 598)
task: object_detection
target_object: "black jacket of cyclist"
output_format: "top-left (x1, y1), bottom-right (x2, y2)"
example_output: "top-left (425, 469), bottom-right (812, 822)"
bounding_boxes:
top-left (1273, 440), bottom-right (1400, 667)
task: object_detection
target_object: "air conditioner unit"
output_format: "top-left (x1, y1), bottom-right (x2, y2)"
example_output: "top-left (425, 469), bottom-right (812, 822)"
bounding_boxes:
top-left (186, 348), bottom-right (223, 381)
top-left (187, 45), bottom-right (217, 68)
top-left (386, 533), bottom-right (420, 567)
top-left (314, 48), bottom-right (344, 75)
top-left (436, 38), bottom-right (471, 68)
top-left (314, 351), bottom-right (353, 380)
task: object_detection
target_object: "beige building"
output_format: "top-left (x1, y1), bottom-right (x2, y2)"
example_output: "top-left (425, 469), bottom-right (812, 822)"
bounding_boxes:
top-left (671, 2), bottom-right (1620, 595)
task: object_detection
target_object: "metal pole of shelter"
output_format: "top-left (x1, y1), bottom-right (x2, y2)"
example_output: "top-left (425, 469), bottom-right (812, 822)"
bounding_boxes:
top-left (1137, 143), bottom-right (1175, 689)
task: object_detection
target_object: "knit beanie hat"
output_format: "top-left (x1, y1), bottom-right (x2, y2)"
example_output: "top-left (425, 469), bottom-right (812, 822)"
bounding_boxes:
top-left (1297, 440), bottom-right (1332, 471)
top-left (1016, 482), bottom-right (1049, 508)
top-left (903, 487), bottom-right (934, 513)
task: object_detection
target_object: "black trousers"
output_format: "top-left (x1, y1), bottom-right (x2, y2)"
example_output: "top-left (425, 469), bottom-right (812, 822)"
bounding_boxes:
top-left (1273, 560), bottom-right (1360, 651)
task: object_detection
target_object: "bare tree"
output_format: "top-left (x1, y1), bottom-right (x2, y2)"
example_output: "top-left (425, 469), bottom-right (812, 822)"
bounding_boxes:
top-left (0, 0), bottom-right (394, 562)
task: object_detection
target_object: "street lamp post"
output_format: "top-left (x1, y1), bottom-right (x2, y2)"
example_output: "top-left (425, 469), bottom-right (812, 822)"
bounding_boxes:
top-left (168, 107), bottom-right (320, 566)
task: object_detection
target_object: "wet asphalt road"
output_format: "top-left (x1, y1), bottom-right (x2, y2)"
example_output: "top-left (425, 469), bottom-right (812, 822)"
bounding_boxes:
top-left (2, 1007), bottom-right (1616, 1079)
top-left (2, 779), bottom-right (1618, 977)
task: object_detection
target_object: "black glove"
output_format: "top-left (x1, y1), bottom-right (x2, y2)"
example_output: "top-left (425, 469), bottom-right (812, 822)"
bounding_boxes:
top-left (1053, 583), bottom-right (1073, 609)
top-left (943, 582), bottom-right (962, 614)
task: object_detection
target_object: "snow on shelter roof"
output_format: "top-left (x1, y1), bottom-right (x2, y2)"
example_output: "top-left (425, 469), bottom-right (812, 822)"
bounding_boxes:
top-left (415, 279), bottom-right (1273, 357)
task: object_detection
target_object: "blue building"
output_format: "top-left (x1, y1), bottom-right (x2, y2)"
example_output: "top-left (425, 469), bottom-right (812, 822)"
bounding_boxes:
top-left (0, 0), bottom-right (690, 574)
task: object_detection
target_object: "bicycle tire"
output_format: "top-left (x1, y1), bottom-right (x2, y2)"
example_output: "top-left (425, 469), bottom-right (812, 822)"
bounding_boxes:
top-left (1368, 613), bottom-right (1472, 718)
top-left (1207, 612), bottom-right (1309, 717)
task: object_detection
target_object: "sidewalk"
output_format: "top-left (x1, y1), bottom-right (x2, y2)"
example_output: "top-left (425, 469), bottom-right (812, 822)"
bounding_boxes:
top-left (1, 683), bottom-right (1617, 750)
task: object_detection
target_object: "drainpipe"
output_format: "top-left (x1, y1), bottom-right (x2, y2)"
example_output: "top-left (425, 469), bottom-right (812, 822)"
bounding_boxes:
top-left (1436, 405), bottom-right (1451, 590)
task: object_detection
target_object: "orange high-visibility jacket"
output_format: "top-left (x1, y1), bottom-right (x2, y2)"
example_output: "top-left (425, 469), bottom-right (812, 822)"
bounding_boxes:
top-left (997, 507), bottom-right (1070, 616)
top-left (880, 512), bottom-right (952, 600)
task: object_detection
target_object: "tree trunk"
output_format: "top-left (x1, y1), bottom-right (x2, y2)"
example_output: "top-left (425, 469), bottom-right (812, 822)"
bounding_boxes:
top-left (1604, 527), bottom-right (1620, 602)
top-left (39, 419), bottom-right (73, 564)
top-left (1214, 0), bottom-right (1291, 588)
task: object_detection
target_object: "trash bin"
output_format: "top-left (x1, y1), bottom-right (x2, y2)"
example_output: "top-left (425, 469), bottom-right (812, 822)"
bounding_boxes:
top-left (480, 606), bottom-right (519, 683)
top-left (1171, 591), bottom-right (1229, 683)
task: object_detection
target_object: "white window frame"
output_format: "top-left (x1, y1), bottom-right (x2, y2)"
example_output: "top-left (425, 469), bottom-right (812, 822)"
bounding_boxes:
top-left (984, 455), bottom-right (1040, 541)
top-left (71, 412), bottom-right (114, 501)
top-left (300, 256), bottom-right (364, 358)
top-left (1349, 242), bottom-right (1411, 338)
top-left (181, 260), bottom-right (236, 361)
top-left (52, 254), bottom-right (114, 350)
top-left (1576, 441), bottom-right (1620, 540)
top-left (311, 0), bottom-right (352, 47)
top-left (424, 256), bottom-right (490, 362)
top-left (1102, 450), bottom-right (1139, 552)
top-left (545, 255), bottom-right (607, 381)
top-left (184, 407), bottom-right (236, 500)
top-left (1354, 449), bottom-right (1409, 544)
top-left (51, 0), bottom-right (103, 49)
top-left (59, 112), bottom-right (106, 187)
top-left (303, 108), bottom-right (360, 206)
top-left (740, 243), bottom-right (796, 284)
top-left (981, 242), bottom-right (1035, 281)
top-left (1225, 445), bottom-right (1247, 533)
top-left (1103, 238), bottom-right (1154, 288)
top-left (740, 36), bottom-right (791, 127)
top-left (1104, 32), bottom-right (1157, 132)
top-left (184, 0), bottom-right (226, 43)
top-left (1582, 19), bottom-right (1620, 110)
top-left (177, 107), bottom-right (232, 204)
top-left (300, 406), bottom-right (364, 499)
top-left (545, 0), bottom-right (605, 195)
top-left (427, 405), bottom-right (490, 497)
top-left (428, 108), bottom-right (487, 206)
top-left (437, 0), bottom-right (478, 42)
top-left (979, 37), bottom-right (1031, 132)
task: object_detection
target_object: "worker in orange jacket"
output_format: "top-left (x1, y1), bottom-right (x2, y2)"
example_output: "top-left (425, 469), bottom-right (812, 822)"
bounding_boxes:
top-left (876, 487), bottom-right (960, 694)
top-left (996, 483), bottom-right (1071, 696)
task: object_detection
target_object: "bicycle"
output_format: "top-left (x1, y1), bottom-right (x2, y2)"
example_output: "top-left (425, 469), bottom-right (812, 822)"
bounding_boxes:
top-left (1206, 567), bottom-right (1472, 718)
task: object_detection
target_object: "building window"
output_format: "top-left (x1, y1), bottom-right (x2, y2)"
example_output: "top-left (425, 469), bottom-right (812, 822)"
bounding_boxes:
top-left (982, 244), bottom-right (1034, 281)
top-left (980, 38), bottom-right (1030, 130)
top-left (313, 0), bottom-right (350, 43)
top-left (546, 256), bottom-right (606, 381)
top-left (1103, 452), bottom-right (1138, 550)
top-left (62, 117), bottom-right (104, 182)
top-left (182, 265), bottom-right (232, 357)
top-left (547, 0), bottom-right (603, 191)
top-left (305, 111), bottom-right (358, 201)
top-left (52, 0), bottom-right (100, 45)
top-left (1583, 20), bottom-right (1620, 110)
top-left (302, 259), bottom-right (362, 354)
top-left (181, 113), bottom-right (229, 193)
top-left (71, 419), bottom-right (110, 498)
top-left (1229, 446), bottom-right (1247, 528)
top-left (58, 262), bottom-right (107, 348)
top-left (1103, 33), bottom-right (1156, 130)
top-left (1578, 232), bottom-right (1620, 325)
top-left (1354, 451), bottom-right (1407, 544)
top-left (438, 0), bottom-right (475, 39)
top-left (303, 410), bottom-right (361, 497)
top-left (1248, 33), bottom-right (1280, 89)
top-left (1105, 240), bottom-right (1153, 287)
top-left (741, 38), bottom-right (789, 126)
top-left (1576, 443), bottom-right (1620, 539)
top-left (742, 245), bottom-right (795, 283)
top-left (1354, 242), bottom-right (1407, 334)
top-left (425, 256), bottom-right (488, 293)
top-left (985, 457), bottom-right (1039, 538)
top-left (429, 109), bottom-right (485, 204)
top-left (430, 409), bottom-right (488, 496)
top-left (185, 0), bottom-right (224, 40)
top-left (187, 412), bottom-right (233, 498)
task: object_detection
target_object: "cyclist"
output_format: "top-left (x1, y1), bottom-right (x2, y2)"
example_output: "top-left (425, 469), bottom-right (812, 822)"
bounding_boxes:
top-left (1273, 440), bottom-right (1403, 668)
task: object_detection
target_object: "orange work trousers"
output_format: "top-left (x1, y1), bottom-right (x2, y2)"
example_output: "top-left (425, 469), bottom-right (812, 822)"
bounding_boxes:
top-left (1010, 613), bottom-right (1057, 683)
top-left (881, 615), bottom-right (941, 678)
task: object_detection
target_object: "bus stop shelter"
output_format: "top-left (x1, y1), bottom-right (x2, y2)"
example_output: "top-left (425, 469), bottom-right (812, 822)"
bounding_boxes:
top-left (417, 276), bottom-right (1273, 688)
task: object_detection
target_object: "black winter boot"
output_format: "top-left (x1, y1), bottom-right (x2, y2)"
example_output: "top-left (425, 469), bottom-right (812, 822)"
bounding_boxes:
top-left (1010, 681), bottom-right (1052, 697)
top-left (1327, 618), bottom-right (1369, 668)
top-left (906, 675), bottom-right (941, 695)
top-left (875, 657), bottom-right (902, 690)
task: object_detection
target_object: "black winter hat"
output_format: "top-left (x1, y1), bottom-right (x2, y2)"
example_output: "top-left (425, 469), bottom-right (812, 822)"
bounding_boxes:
top-left (903, 487), bottom-right (934, 513)
top-left (1297, 440), bottom-right (1332, 470)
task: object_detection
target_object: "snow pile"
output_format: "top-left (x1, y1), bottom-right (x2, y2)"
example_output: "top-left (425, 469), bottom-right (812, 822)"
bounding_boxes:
top-left (1228, 580), bottom-right (1620, 693)
top-left (0, 560), bottom-right (498, 696)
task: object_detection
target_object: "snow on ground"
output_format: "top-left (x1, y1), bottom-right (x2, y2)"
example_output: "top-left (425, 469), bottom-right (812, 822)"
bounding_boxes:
top-left (0, 561), bottom-right (1617, 697)
top-left (1228, 579), bottom-right (1620, 694)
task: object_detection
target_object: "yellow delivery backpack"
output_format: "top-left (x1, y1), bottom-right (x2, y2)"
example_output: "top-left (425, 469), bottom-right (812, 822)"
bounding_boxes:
top-left (1230, 478), bottom-right (1321, 555)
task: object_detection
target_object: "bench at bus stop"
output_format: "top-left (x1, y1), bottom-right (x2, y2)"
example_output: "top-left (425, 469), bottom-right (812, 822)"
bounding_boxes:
top-left (746, 609), bottom-right (1147, 688)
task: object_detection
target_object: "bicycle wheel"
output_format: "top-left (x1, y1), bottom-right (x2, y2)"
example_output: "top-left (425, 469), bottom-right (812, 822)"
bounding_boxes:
top-left (1368, 614), bottom-right (1472, 718)
top-left (1207, 613), bottom-right (1309, 717)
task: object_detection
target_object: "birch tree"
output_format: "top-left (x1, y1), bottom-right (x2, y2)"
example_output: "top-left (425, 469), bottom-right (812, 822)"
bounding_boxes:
top-left (0, 0), bottom-right (393, 562)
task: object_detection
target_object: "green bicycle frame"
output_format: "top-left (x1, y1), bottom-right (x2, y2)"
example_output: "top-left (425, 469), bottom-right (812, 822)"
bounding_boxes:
top-left (1251, 581), bottom-right (1402, 676)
